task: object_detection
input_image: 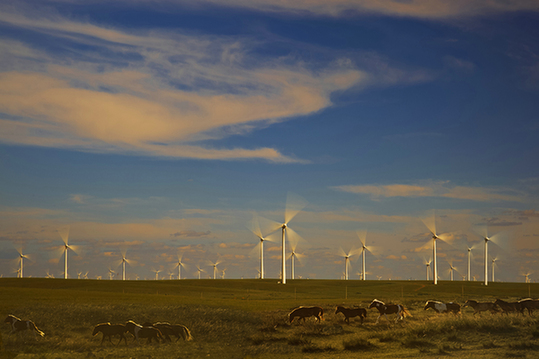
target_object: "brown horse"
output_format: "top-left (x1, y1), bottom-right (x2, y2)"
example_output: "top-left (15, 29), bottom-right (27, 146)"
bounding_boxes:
top-left (125, 321), bottom-right (164, 344)
top-left (141, 322), bottom-right (192, 342)
top-left (335, 306), bottom-right (367, 324)
top-left (463, 300), bottom-right (499, 315)
top-left (518, 298), bottom-right (539, 315)
top-left (288, 306), bottom-right (324, 324)
top-left (92, 323), bottom-right (128, 346)
top-left (4, 315), bottom-right (44, 337)
top-left (424, 301), bottom-right (461, 314)
top-left (368, 299), bottom-right (411, 324)
top-left (494, 299), bottom-right (522, 315)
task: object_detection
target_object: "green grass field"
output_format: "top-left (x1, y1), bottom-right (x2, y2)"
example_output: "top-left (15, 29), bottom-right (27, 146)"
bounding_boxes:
top-left (1, 278), bottom-right (538, 358)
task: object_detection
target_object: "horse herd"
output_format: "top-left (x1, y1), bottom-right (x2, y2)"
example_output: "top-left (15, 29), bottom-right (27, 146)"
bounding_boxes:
top-left (4, 314), bottom-right (192, 346)
top-left (289, 297), bottom-right (539, 325)
top-left (5, 297), bottom-right (539, 344)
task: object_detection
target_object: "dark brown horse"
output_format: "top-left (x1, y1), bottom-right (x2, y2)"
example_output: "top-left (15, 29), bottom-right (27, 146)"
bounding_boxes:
top-left (335, 306), bottom-right (367, 324)
top-left (288, 306), bottom-right (324, 324)
top-left (424, 301), bottom-right (461, 314)
top-left (92, 323), bottom-right (128, 345)
top-left (125, 321), bottom-right (164, 344)
top-left (141, 322), bottom-right (192, 342)
top-left (463, 300), bottom-right (499, 315)
top-left (4, 315), bottom-right (44, 337)
top-left (518, 298), bottom-right (539, 315)
top-left (494, 299), bottom-right (522, 315)
top-left (368, 299), bottom-right (411, 324)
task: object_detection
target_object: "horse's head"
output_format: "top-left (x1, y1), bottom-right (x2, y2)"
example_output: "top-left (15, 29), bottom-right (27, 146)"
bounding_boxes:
top-left (424, 301), bottom-right (432, 310)
top-left (463, 300), bottom-right (475, 307)
top-left (368, 299), bottom-right (383, 309)
top-left (335, 306), bottom-right (343, 314)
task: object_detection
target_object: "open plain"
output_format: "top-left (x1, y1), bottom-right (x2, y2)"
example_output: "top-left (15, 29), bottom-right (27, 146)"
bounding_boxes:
top-left (1, 278), bottom-right (538, 358)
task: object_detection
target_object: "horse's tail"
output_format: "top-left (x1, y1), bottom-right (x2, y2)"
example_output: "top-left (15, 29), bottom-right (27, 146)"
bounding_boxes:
top-left (182, 326), bottom-right (193, 341)
top-left (31, 322), bottom-right (45, 337)
top-left (319, 307), bottom-right (324, 320)
top-left (401, 307), bottom-right (412, 318)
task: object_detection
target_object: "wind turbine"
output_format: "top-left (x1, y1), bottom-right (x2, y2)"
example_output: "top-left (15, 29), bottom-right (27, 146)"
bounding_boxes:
top-left (357, 230), bottom-right (377, 280)
top-left (474, 225), bottom-right (506, 286)
top-left (58, 226), bottom-right (79, 279)
top-left (119, 248), bottom-right (134, 281)
top-left (491, 257), bottom-right (498, 282)
top-left (15, 246), bottom-right (31, 278)
top-left (152, 269), bottom-right (162, 280)
top-left (447, 261), bottom-right (458, 281)
top-left (174, 253), bottom-right (188, 280)
top-left (247, 215), bottom-right (277, 279)
top-left (268, 192), bottom-right (307, 284)
top-left (195, 265), bottom-right (205, 279)
top-left (108, 268), bottom-right (115, 280)
top-left (208, 259), bottom-right (221, 279)
top-left (221, 268), bottom-right (227, 279)
top-left (524, 272), bottom-right (532, 283)
top-left (288, 240), bottom-right (306, 280)
top-left (339, 247), bottom-right (360, 280)
top-left (423, 258), bottom-right (432, 281)
top-left (421, 212), bottom-right (453, 285)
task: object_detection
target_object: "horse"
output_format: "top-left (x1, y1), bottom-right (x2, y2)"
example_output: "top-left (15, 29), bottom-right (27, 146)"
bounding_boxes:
top-left (518, 298), bottom-right (539, 315)
top-left (368, 299), bottom-right (411, 324)
top-left (494, 299), bottom-right (522, 315)
top-left (92, 323), bottom-right (128, 346)
top-left (463, 300), bottom-right (499, 315)
top-left (141, 322), bottom-right (192, 342)
top-left (125, 320), bottom-right (164, 344)
top-left (4, 315), bottom-right (44, 337)
top-left (335, 306), bottom-right (367, 324)
top-left (288, 306), bottom-right (324, 324)
top-left (424, 301), bottom-right (461, 314)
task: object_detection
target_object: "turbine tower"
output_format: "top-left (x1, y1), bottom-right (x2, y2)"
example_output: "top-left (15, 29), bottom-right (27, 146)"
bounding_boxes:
top-left (357, 230), bottom-right (377, 280)
top-left (247, 215), bottom-right (276, 279)
top-left (421, 212), bottom-right (452, 285)
top-left (475, 225), bottom-right (505, 286)
top-left (174, 253), bottom-right (188, 280)
top-left (448, 261), bottom-right (457, 281)
top-left (15, 246), bottom-right (31, 278)
top-left (268, 192), bottom-right (307, 284)
top-left (339, 247), bottom-right (359, 280)
top-left (424, 258), bottom-right (432, 281)
top-left (59, 226), bottom-right (78, 279)
top-left (491, 258), bottom-right (498, 282)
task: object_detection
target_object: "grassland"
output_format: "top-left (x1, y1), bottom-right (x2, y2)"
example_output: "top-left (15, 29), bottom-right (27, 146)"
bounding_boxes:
top-left (1, 278), bottom-right (538, 358)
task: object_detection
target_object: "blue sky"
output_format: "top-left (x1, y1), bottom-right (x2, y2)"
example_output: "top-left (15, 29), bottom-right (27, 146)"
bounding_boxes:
top-left (1, 0), bottom-right (538, 281)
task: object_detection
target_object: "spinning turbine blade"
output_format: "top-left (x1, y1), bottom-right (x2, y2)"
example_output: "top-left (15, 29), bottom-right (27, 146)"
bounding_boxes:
top-left (284, 192), bottom-right (307, 225)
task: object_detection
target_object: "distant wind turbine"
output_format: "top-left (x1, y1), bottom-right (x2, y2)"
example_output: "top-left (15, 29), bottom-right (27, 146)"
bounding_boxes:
top-left (491, 257), bottom-right (498, 282)
top-left (267, 192), bottom-right (307, 284)
top-left (357, 230), bottom-right (377, 280)
top-left (108, 268), bottom-right (115, 280)
top-left (15, 246), bottom-right (31, 278)
top-left (447, 261), bottom-right (458, 281)
top-left (424, 258), bottom-right (432, 281)
top-left (152, 269), bottom-right (162, 280)
top-left (174, 253), bottom-right (188, 280)
top-left (247, 215), bottom-right (278, 279)
top-left (288, 240), bottom-right (306, 280)
top-left (58, 226), bottom-right (79, 279)
top-left (474, 225), bottom-right (506, 286)
top-left (339, 247), bottom-right (360, 280)
top-left (208, 259), bottom-right (221, 279)
top-left (119, 248), bottom-right (135, 281)
top-left (420, 212), bottom-right (453, 285)
top-left (196, 265), bottom-right (205, 279)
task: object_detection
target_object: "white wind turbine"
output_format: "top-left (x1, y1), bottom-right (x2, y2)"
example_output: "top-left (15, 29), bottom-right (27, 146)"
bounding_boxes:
top-left (15, 246), bottom-right (31, 278)
top-left (247, 215), bottom-right (277, 279)
top-left (474, 225), bottom-right (506, 286)
top-left (339, 247), bottom-right (360, 280)
top-left (491, 257), bottom-right (498, 282)
top-left (208, 259), bottom-right (221, 279)
top-left (357, 230), bottom-right (378, 280)
top-left (195, 265), bottom-right (205, 279)
top-left (423, 258), bottom-right (432, 281)
top-left (58, 226), bottom-right (79, 279)
top-left (420, 212), bottom-right (453, 285)
top-left (265, 192), bottom-right (307, 284)
top-left (152, 269), bottom-right (162, 280)
top-left (108, 268), bottom-right (115, 280)
top-left (447, 261), bottom-right (458, 281)
top-left (119, 248), bottom-right (135, 281)
top-left (288, 240), bottom-right (306, 280)
top-left (174, 253), bottom-right (188, 280)
top-left (523, 272), bottom-right (532, 283)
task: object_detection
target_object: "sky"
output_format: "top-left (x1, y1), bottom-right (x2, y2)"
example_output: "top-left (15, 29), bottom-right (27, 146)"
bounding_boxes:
top-left (1, 0), bottom-right (539, 282)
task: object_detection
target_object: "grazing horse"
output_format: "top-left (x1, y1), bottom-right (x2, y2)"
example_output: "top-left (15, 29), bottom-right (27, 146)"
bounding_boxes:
top-left (125, 321), bottom-right (164, 344)
top-left (92, 323), bottom-right (128, 346)
top-left (4, 315), bottom-right (44, 337)
top-left (288, 306), bottom-right (324, 324)
top-left (368, 299), bottom-right (411, 324)
top-left (518, 298), bottom-right (539, 315)
top-left (463, 300), bottom-right (499, 315)
top-left (494, 299), bottom-right (522, 315)
top-left (141, 322), bottom-right (192, 342)
top-left (335, 306), bottom-right (367, 324)
top-left (424, 301), bottom-right (461, 314)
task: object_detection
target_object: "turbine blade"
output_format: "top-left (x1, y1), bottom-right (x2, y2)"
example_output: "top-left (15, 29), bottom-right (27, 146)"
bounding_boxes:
top-left (421, 211), bottom-right (437, 236)
top-left (286, 227), bottom-right (305, 250)
top-left (247, 214), bottom-right (263, 238)
top-left (257, 216), bottom-right (282, 235)
top-left (58, 226), bottom-right (70, 245)
top-left (357, 230), bottom-right (368, 246)
top-left (284, 192), bottom-right (307, 224)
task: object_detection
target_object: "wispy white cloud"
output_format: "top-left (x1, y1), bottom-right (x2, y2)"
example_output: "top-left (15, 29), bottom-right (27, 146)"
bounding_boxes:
top-left (333, 181), bottom-right (525, 202)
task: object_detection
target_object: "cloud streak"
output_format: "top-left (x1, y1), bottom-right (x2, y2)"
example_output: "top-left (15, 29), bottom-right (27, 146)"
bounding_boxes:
top-left (333, 182), bottom-right (525, 202)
